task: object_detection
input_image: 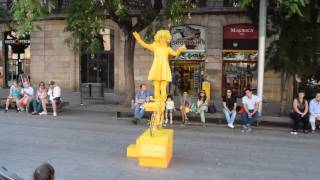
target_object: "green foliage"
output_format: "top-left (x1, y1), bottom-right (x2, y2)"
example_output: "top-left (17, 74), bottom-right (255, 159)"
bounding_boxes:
top-left (165, 0), bottom-right (193, 25)
top-left (266, 0), bottom-right (320, 84)
top-left (241, 0), bottom-right (306, 18)
top-left (11, 0), bottom-right (44, 37)
top-left (64, 0), bottom-right (104, 53)
top-left (64, 0), bottom-right (193, 52)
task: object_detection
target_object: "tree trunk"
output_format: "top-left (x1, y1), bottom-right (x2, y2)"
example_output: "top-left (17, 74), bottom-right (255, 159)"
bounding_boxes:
top-left (280, 72), bottom-right (289, 115)
top-left (123, 32), bottom-right (136, 106)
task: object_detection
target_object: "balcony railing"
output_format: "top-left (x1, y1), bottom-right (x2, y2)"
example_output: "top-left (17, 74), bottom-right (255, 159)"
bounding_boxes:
top-left (194, 0), bottom-right (241, 8)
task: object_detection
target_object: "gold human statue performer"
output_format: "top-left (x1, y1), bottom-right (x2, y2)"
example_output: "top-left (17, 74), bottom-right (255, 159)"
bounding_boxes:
top-left (133, 30), bottom-right (186, 130)
top-left (127, 30), bottom-right (186, 168)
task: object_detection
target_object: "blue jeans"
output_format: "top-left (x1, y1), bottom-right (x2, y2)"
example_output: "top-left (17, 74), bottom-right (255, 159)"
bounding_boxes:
top-left (134, 105), bottom-right (145, 120)
top-left (32, 100), bottom-right (42, 113)
top-left (241, 110), bottom-right (259, 127)
top-left (222, 108), bottom-right (236, 124)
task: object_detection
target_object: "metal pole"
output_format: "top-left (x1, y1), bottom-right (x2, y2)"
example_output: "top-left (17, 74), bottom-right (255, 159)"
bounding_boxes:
top-left (257, 0), bottom-right (267, 114)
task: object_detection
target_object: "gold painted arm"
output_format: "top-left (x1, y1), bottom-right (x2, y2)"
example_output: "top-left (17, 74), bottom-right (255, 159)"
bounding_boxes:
top-left (169, 45), bottom-right (186, 57)
top-left (132, 31), bottom-right (153, 51)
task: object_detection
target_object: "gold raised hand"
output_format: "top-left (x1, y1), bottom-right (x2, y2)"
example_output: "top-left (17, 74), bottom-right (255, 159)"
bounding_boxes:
top-left (178, 45), bottom-right (187, 53)
top-left (132, 31), bottom-right (141, 41)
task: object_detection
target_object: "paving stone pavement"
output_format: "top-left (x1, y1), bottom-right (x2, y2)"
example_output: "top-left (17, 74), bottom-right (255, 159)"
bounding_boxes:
top-left (0, 106), bottom-right (320, 180)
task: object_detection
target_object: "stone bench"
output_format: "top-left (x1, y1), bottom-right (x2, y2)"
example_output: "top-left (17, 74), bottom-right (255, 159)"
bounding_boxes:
top-left (115, 107), bottom-right (292, 126)
top-left (46, 101), bottom-right (69, 113)
top-left (0, 97), bottom-right (69, 113)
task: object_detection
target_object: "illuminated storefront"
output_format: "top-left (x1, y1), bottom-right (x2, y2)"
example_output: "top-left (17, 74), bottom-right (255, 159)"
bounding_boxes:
top-left (222, 23), bottom-right (258, 97)
top-left (169, 25), bottom-right (206, 96)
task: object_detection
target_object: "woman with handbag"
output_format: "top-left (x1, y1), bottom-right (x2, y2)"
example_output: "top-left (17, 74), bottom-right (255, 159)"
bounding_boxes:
top-left (32, 82), bottom-right (48, 115)
top-left (197, 90), bottom-right (209, 127)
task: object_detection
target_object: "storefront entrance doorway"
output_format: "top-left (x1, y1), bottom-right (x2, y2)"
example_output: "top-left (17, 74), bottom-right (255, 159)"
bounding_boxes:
top-left (3, 31), bottom-right (31, 87)
top-left (222, 60), bottom-right (257, 97)
top-left (169, 60), bottom-right (204, 96)
top-left (80, 28), bottom-right (114, 92)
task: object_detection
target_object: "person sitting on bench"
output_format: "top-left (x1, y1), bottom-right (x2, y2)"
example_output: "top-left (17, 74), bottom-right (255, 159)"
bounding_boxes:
top-left (40, 81), bottom-right (61, 117)
top-left (16, 81), bottom-right (34, 112)
top-left (241, 88), bottom-right (261, 133)
top-left (32, 82), bottom-right (48, 115)
top-left (132, 83), bottom-right (150, 125)
top-left (4, 80), bottom-right (22, 112)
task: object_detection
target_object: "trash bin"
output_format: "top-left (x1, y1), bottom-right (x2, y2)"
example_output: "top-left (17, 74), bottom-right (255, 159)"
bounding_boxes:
top-left (81, 83), bottom-right (104, 99)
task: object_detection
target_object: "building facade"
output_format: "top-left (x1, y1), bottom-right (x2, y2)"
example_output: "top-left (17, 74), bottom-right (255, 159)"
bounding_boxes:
top-left (0, 0), bottom-right (292, 104)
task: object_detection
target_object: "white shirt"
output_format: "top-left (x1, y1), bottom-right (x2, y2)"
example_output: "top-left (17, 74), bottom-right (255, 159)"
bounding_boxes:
top-left (242, 95), bottom-right (260, 110)
top-left (48, 86), bottom-right (61, 101)
top-left (166, 100), bottom-right (175, 110)
top-left (21, 86), bottom-right (34, 98)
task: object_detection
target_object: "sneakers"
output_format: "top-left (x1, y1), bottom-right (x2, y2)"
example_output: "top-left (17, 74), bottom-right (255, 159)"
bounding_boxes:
top-left (227, 123), bottom-right (235, 129)
top-left (132, 118), bottom-right (138, 125)
top-left (39, 111), bottom-right (48, 115)
top-left (53, 112), bottom-right (57, 117)
top-left (290, 131), bottom-right (298, 135)
top-left (32, 112), bottom-right (39, 115)
top-left (170, 120), bottom-right (173, 125)
top-left (241, 125), bottom-right (252, 133)
top-left (311, 130), bottom-right (315, 134)
top-left (185, 120), bottom-right (191, 125)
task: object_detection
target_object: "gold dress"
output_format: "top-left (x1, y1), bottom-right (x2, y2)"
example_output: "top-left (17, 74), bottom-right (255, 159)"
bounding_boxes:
top-left (147, 44), bottom-right (181, 82)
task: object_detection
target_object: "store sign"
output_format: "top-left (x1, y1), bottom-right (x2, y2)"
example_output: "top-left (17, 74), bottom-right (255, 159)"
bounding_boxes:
top-left (223, 23), bottom-right (258, 40)
top-left (223, 24), bottom-right (258, 50)
top-left (170, 25), bottom-right (206, 60)
top-left (4, 31), bottom-right (30, 45)
top-left (4, 39), bottom-right (30, 45)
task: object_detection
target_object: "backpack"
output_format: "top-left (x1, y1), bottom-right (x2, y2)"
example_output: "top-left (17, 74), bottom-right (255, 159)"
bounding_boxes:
top-left (208, 101), bottom-right (217, 113)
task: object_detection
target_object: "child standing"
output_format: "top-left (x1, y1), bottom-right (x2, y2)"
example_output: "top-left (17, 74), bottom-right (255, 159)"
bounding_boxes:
top-left (165, 95), bottom-right (175, 125)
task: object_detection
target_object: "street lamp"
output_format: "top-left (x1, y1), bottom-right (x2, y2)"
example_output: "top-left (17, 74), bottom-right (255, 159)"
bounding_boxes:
top-left (257, 0), bottom-right (267, 114)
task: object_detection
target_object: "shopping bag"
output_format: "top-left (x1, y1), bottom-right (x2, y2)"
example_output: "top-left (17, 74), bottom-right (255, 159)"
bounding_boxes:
top-left (19, 96), bottom-right (28, 108)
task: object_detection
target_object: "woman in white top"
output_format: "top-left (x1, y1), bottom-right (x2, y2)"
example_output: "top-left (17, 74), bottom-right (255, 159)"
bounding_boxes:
top-left (39, 81), bottom-right (61, 117)
top-left (165, 95), bottom-right (175, 125)
top-left (197, 90), bottom-right (208, 127)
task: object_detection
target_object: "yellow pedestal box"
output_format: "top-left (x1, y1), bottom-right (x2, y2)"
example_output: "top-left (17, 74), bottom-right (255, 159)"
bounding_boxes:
top-left (127, 128), bottom-right (174, 168)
